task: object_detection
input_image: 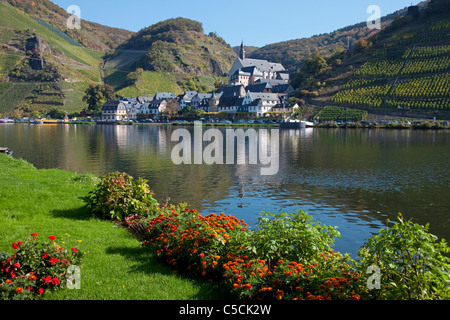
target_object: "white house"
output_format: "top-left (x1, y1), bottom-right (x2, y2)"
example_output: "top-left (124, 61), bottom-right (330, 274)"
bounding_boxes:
top-left (242, 92), bottom-right (281, 117)
top-left (101, 101), bottom-right (128, 122)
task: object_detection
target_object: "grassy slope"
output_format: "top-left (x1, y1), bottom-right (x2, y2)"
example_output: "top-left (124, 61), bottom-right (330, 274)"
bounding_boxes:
top-left (0, 1), bottom-right (105, 115)
top-left (116, 71), bottom-right (183, 97)
top-left (0, 154), bottom-right (223, 300)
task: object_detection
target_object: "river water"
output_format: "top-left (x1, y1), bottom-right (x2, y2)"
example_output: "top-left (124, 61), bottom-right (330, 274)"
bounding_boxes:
top-left (1, 123), bottom-right (449, 257)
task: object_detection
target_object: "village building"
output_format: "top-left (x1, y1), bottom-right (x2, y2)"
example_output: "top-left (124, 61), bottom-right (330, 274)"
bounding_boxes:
top-left (101, 100), bottom-right (128, 122)
top-left (229, 42), bottom-right (290, 86)
top-left (242, 92), bottom-right (281, 117)
top-left (190, 93), bottom-right (213, 111)
top-left (208, 92), bottom-right (223, 113)
top-left (178, 91), bottom-right (198, 108)
top-left (218, 96), bottom-right (245, 113)
top-left (154, 92), bottom-right (177, 100)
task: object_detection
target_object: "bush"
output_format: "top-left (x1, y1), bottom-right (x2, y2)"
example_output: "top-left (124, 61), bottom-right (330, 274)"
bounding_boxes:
top-left (236, 210), bottom-right (340, 265)
top-left (357, 213), bottom-right (450, 300)
top-left (82, 172), bottom-right (159, 221)
top-left (0, 233), bottom-right (83, 300)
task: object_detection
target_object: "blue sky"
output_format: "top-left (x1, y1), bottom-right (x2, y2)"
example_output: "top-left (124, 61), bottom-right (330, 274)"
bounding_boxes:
top-left (51, 0), bottom-right (422, 47)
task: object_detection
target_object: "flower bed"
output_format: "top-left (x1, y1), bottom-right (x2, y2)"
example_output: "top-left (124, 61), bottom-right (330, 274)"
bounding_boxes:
top-left (0, 233), bottom-right (83, 300)
top-left (134, 204), bottom-right (364, 300)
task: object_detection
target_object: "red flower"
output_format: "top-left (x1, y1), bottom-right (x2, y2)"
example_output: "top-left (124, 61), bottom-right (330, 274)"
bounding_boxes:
top-left (13, 262), bottom-right (20, 269)
top-left (37, 288), bottom-right (44, 295)
top-left (49, 258), bottom-right (59, 264)
top-left (18, 241), bottom-right (23, 246)
top-left (12, 242), bottom-right (18, 250)
top-left (42, 254), bottom-right (48, 259)
top-left (31, 233), bottom-right (38, 237)
top-left (42, 276), bottom-right (52, 284)
top-left (71, 248), bottom-right (77, 253)
top-left (48, 235), bottom-right (56, 241)
top-left (51, 278), bottom-right (60, 285)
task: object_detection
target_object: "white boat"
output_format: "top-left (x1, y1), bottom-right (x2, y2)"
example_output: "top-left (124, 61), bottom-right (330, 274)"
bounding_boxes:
top-left (0, 119), bottom-right (14, 124)
top-left (280, 118), bottom-right (315, 129)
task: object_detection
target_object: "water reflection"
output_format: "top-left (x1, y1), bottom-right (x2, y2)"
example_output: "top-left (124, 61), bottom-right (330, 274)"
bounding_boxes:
top-left (1, 123), bottom-right (449, 257)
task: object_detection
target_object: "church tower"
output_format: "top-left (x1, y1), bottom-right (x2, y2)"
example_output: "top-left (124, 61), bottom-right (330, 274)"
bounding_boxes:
top-left (239, 41), bottom-right (245, 60)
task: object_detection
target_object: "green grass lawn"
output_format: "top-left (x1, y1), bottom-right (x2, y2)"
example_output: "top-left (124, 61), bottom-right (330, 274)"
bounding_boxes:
top-left (0, 154), bottom-right (225, 300)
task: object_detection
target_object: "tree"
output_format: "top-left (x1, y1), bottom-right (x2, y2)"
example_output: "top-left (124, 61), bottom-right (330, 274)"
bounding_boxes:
top-left (354, 39), bottom-right (371, 53)
top-left (126, 68), bottom-right (144, 86)
top-left (47, 107), bottom-right (66, 119)
top-left (30, 110), bottom-right (41, 119)
top-left (83, 84), bottom-right (116, 115)
top-left (10, 108), bottom-right (22, 119)
top-left (292, 52), bottom-right (328, 90)
top-left (165, 98), bottom-right (180, 116)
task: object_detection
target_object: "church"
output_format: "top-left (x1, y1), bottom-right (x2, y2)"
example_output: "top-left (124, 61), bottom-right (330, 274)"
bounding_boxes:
top-left (228, 42), bottom-right (290, 86)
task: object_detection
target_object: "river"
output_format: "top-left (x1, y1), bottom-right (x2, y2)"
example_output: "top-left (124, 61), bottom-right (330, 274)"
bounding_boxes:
top-left (1, 123), bottom-right (449, 257)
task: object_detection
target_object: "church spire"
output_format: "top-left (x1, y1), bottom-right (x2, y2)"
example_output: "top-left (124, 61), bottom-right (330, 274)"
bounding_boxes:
top-left (239, 41), bottom-right (245, 60)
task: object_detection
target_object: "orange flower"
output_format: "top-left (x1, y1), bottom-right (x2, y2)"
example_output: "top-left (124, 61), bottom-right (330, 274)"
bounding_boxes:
top-left (276, 290), bottom-right (284, 300)
top-left (16, 287), bottom-right (23, 294)
top-left (352, 293), bottom-right (361, 300)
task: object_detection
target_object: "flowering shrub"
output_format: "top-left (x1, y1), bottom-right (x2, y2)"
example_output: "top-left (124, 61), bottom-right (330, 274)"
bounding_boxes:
top-left (83, 171), bottom-right (159, 221)
top-left (140, 203), bottom-right (247, 281)
top-left (0, 233), bottom-right (83, 300)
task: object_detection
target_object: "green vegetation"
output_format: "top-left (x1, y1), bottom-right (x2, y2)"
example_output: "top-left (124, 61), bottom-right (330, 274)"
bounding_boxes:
top-left (247, 3), bottom-right (418, 72)
top-left (82, 83), bottom-right (115, 115)
top-left (106, 17), bottom-right (237, 94)
top-left (292, 0), bottom-right (450, 116)
top-left (4, 0), bottom-right (131, 52)
top-left (0, 155), bottom-right (223, 300)
top-left (314, 106), bottom-right (368, 122)
top-left (0, 82), bottom-right (36, 114)
top-left (116, 71), bottom-right (182, 98)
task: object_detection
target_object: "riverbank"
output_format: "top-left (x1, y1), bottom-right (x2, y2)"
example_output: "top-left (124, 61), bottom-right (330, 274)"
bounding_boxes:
top-left (0, 154), bottom-right (225, 300)
top-left (6, 119), bottom-right (449, 130)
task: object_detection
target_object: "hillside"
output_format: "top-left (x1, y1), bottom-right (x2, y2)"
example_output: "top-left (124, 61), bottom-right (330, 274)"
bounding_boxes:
top-left (292, 0), bottom-right (450, 118)
top-left (104, 18), bottom-right (238, 97)
top-left (248, 1), bottom-right (429, 72)
top-left (4, 0), bottom-right (132, 51)
top-left (0, 0), bottom-right (133, 118)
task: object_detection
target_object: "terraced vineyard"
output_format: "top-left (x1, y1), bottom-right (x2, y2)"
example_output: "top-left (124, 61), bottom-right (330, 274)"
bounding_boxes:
top-left (331, 14), bottom-right (450, 113)
top-left (0, 82), bottom-right (36, 114)
top-left (313, 106), bottom-right (368, 122)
